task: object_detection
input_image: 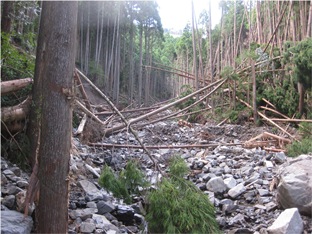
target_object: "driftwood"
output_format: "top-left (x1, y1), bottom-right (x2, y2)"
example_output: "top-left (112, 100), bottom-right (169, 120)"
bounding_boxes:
top-left (262, 98), bottom-right (276, 109)
top-left (1, 78), bottom-right (33, 96)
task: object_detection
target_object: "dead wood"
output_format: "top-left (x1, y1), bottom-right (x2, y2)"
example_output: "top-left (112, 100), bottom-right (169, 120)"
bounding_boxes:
top-left (74, 71), bottom-right (92, 111)
top-left (75, 100), bottom-right (105, 125)
top-left (260, 106), bottom-right (289, 119)
top-left (133, 79), bottom-right (227, 129)
top-left (74, 114), bottom-right (87, 135)
top-left (89, 142), bottom-right (242, 149)
top-left (76, 68), bottom-right (161, 171)
top-left (237, 97), bottom-right (296, 140)
top-left (262, 98), bottom-right (276, 109)
top-left (1, 96), bottom-right (32, 133)
top-left (1, 78), bottom-right (33, 96)
top-left (268, 118), bottom-right (312, 123)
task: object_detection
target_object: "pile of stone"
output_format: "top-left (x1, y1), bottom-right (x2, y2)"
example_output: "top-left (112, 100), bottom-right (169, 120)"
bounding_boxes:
top-left (1, 121), bottom-right (311, 233)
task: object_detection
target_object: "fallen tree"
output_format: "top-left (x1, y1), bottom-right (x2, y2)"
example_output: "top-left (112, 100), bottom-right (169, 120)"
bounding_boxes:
top-left (1, 78), bottom-right (33, 96)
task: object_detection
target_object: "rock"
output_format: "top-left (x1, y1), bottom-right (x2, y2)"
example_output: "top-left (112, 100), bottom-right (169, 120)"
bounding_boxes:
top-left (85, 164), bottom-right (100, 178)
top-left (1, 210), bottom-right (33, 234)
top-left (277, 154), bottom-right (312, 216)
top-left (114, 205), bottom-right (134, 225)
top-left (16, 180), bottom-right (29, 188)
top-left (264, 160), bottom-right (274, 168)
top-left (206, 177), bottom-right (227, 194)
top-left (228, 183), bottom-right (246, 199)
top-left (79, 180), bottom-right (103, 201)
top-left (224, 177), bottom-right (237, 189)
top-left (80, 222), bottom-right (96, 233)
top-left (257, 188), bottom-right (269, 196)
top-left (267, 208), bottom-right (303, 234)
top-left (274, 152), bottom-right (286, 164)
top-left (69, 208), bottom-right (98, 220)
top-left (86, 201), bottom-right (97, 208)
top-left (1, 195), bottom-right (15, 209)
top-left (97, 201), bottom-right (115, 215)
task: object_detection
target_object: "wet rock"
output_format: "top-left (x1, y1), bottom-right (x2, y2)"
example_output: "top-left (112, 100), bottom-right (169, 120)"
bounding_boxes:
top-left (267, 208), bottom-right (303, 234)
top-left (277, 154), bottom-right (312, 216)
top-left (1, 210), bottom-right (33, 234)
top-left (206, 177), bottom-right (227, 194)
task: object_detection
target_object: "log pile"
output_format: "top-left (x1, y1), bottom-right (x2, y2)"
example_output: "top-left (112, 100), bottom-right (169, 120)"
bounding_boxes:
top-left (2, 70), bottom-right (310, 155)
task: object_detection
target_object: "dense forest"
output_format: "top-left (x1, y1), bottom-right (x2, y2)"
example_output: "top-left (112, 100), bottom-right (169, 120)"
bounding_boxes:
top-left (2, 1), bottom-right (312, 113)
top-left (1, 1), bottom-right (312, 232)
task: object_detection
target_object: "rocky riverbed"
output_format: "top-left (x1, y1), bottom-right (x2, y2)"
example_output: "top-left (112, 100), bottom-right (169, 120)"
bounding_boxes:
top-left (1, 120), bottom-right (312, 233)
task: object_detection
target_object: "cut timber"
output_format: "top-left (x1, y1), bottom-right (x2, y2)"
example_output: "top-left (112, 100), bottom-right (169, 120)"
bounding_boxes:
top-left (1, 78), bottom-right (33, 96)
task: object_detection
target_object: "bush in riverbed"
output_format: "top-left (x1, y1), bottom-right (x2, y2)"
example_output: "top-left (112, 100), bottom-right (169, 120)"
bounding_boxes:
top-left (146, 156), bottom-right (220, 234)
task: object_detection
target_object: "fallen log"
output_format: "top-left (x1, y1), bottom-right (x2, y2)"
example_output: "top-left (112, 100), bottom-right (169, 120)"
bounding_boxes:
top-left (75, 100), bottom-right (105, 125)
top-left (76, 68), bottom-right (161, 171)
top-left (89, 142), bottom-right (242, 149)
top-left (1, 78), bottom-right (33, 96)
top-left (1, 96), bottom-right (32, 133)
top-left (237, 97), bottom-right (296, 140)
top-left (74, 71), bottom-right (92, 111)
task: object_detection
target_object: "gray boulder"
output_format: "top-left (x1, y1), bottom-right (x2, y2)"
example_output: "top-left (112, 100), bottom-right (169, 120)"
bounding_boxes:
top-left (1, 210), bottom-right (33, 234)
top-left (206, 177), bottom-right (227, 194)
top-left (277, 154), bottom-right (312, 216)
top-left (267, 208), bottom-right (303, 234)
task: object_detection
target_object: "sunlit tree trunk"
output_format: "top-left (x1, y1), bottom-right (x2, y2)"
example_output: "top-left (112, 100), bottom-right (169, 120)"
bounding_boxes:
top-left (191, 0), bottom-right (199, 99)
top-left (34, 1), bottom-right (77, 233)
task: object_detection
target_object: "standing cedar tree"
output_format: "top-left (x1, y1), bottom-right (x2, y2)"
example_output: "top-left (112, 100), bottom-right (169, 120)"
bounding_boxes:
top-left (31, 1), bottom-right (78, 233)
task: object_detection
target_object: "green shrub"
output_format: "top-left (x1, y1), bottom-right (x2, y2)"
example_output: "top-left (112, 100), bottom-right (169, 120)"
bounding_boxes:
top-left (146, 156), bottom-right (220, 234)
top-left (286, 137), bottom-right (312, 157)
top-left (98, 160), bottom-right (149, 204)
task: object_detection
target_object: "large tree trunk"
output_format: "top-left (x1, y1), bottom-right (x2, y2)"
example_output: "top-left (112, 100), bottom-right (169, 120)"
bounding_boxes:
top-left (1, 1), bottom-right (14, 33)
top-left (34, 2), bottom-right (77, 233)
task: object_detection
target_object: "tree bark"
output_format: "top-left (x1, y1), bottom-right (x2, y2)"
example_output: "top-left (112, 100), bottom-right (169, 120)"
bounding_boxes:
top-left (1, 1), bottom-right (14, 33)
top-left (34, 2), bottom-right (77, 233)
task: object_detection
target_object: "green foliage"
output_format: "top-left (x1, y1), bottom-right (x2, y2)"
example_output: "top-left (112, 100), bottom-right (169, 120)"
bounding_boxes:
top-left (283, 38), bottom-right (312, 89)
top-left (287, 123), bottom-right (312, 157)
top-left (287, 137), bottom-right (312, 157)
top-left (98, 160), bottom-right (149, 204)
top-left (1, 132), bottom-right (31, 171)
top-left (175, 85), bottom-right (195, 110)
top-left (146, 156), bottom-right (219, 234)
top-left (1, 33), bottom-right (35, 80)
top-left (1, 33), bottom-right (35, 106)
